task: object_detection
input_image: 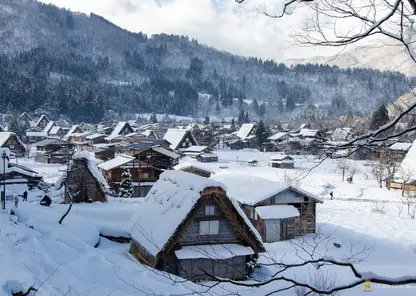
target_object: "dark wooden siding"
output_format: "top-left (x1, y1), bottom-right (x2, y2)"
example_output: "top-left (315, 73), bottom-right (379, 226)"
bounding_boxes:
top-left (179, 196), bottom-right (239, 245)
top-left (177, 256), bottom-right (248, 281)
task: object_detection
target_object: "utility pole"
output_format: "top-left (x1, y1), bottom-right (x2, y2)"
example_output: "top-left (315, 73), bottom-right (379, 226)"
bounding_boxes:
top-left (137, 152), bottom-right (141, 197)
top-left (1, 150), bottom-right (9, 210)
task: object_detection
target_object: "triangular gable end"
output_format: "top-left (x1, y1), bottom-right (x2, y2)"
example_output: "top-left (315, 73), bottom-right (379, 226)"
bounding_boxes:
top-left (159, 187), bottom-right (265, 263)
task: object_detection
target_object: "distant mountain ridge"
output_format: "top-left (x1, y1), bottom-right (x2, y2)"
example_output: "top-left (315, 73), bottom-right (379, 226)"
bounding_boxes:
top-left (285, 43), bottom-right (416, 77)
top-left (0, 0), bottom-right (413, 122)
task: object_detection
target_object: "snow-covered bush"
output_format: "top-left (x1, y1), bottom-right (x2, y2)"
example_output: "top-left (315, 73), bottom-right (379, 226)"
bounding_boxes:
top-left (119, 169), bottom-right (133, 198)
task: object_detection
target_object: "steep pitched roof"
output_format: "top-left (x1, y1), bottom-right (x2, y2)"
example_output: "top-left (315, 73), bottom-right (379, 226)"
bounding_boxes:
top-left (163, 129), bottom-right (197, 150)
top-left (34, 115), bottom-right (49, 127)
top-left (236, 123), bottom-right (256, 140)
top-left (106, 122), bottom-right (134, 141)
top-left (0, 132), bottom-right (25, 149)
top-left (127, 170), bottom-right (263, 257)
top-left (212, 172), bottom-right (323, 205)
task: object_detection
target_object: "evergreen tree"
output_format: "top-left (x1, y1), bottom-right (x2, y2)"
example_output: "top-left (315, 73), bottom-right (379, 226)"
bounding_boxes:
top-left (216, 101), bottom-right (220, 113)
top-left (238, 110), bottom-right (245, 125)
top-left (286, 96), bottom-right (295, 111)
top-left (252, 98), bottom-right (259, 115)
top-left (231, 118), bottom-right (235, 129)
top-left (204, 116), bottom-right (210, 124)
top-left (245, 111), bottom-right (250, 123)
top-left (119, 168), bottom-right (133, 198)
top-left (258, 103), bottom-right (266, 118)
top-left (150, 113), bottom-right (158, 123)
top-left (370, 104), bottom-right (389, 130)
top-left (256, 120), bottom-right (270, 148)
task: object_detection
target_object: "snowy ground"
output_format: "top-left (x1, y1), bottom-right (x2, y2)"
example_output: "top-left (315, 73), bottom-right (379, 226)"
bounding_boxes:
top-left (1, 151), bottom-right (416, 295)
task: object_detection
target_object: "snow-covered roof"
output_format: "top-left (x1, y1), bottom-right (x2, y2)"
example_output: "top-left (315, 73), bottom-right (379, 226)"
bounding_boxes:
top-left (270, 154), bottom-right (293, 161)
top-left (106, 122), bottom-right (132, 141)
top-left (395, 139), bottom-right (416, 181)
top-left (0, 132), bottom-right (23, 148)
top-left (298, 129), bottom-right (319, 138)
top-left (49, 126), bottom-right (62, 135)
top-left (127, 170), bottom-right (227, 256)
top-left (86, 133), bottom-right (105, 140)
top-left (255, 205), bottom-right (299, 219)
top-left (64, 125), bottom-right (82, 139)
top-left (236, 123), bottom-right (255, 140)
top-left (141, 130), bottom-right (157, 138)
top-left (151, 146), bottom-right (181, 160)
top-left (163, 129), bottom-right (193, 150)
top-left (175, 244), bottom-right (254, 260)
top-left (34, 115), bottom-right (49, 127)
top-left (390, 142), bottom-right (412, 151)
top-left (72, 151), bottom-right (109, 189)
top-left (43, 121), bottom-right (56, 134)
top-left (183, 145), bottom-right (210, 153)
top-left (97, 155), bottom-right (135, 171)
top-left (197, 153), bottom-right (218, 158)
top-left (211, 172), bottom-right (289, 205)
top-left (26, 131), bottom-right (47, 137)
top-left (268, 132), bottom-right (288, 141)
top-left (332, 127), bottom-right (353, 140)
top-left (175, 163), bottom-right (215, 174)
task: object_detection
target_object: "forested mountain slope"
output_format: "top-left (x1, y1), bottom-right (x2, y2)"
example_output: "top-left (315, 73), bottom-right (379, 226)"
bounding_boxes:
top-left (0, 0), bottom-right (412, 122)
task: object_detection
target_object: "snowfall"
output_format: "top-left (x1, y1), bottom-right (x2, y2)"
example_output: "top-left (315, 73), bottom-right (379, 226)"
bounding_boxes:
top-left (1, 150), bottom-right (416, 296)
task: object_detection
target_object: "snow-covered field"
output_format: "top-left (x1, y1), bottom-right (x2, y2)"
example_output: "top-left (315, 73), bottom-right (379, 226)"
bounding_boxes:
top-left (1, 151), bottom-right (416, 295)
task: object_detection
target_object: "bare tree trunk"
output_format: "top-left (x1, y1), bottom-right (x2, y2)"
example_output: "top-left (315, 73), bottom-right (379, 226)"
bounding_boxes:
top-left (58, 204), bottom-right (72, 225)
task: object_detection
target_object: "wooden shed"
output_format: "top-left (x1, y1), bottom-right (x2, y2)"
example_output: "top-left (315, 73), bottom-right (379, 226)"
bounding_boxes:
top-left (56, 152), bottom-right (108, 203)
top-left (127, 171), bottom-right (265, 281)
top-left (211, 173), bottom-right (323, 242)
top-left (269, 155), bottom-right (295, 169)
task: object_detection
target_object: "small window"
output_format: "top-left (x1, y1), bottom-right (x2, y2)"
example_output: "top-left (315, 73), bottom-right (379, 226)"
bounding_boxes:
top-left (205, 205), bottom-right (215, 216)
top-left (199, 220), bottom-right (219, 235)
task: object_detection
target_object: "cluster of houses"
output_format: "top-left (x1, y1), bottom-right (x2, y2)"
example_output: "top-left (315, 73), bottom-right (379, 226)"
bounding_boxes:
top-left (1, 112), bottom-right (416, 282)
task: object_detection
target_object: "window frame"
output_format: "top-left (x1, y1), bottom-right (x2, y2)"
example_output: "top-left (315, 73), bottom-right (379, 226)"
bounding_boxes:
top-left (199, 220), bottom-right (219, 236)
top-left (205, 205), bottom-right (215, 216)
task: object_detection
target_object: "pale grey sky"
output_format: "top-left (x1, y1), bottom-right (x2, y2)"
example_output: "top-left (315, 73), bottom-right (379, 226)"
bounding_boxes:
top-left (40, 0), bottom-right (341, 61)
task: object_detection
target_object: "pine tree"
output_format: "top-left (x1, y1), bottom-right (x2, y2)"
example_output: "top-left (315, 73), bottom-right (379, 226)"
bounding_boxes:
top-left (252, 98), bottom-right (259, 115)
top-left (231, 118), bottom-right (235, 129)
top-left (238, 110), bottom-right (245, 125)
top-left (119, 168), bottom-right (133, 198)
top-left (245, 111), bottom-right (250, 123)
top-left (256, 120), bottom-right (270, 148)
top-left (150, 113), bottom-right (158, 123)
top-left (370, 104), bottom-right (389, 130)
top-left (204, 116), bottom-right (210, 124)
top-left (258, 103), bottom-right (266, 118)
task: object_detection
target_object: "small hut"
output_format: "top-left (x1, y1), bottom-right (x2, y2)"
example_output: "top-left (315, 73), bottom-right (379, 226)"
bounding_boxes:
top-left (56, 151), bottom-right (108, 203)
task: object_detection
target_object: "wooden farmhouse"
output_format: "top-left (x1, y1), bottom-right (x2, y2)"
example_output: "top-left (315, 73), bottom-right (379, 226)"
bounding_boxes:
top-left (64, 125), bottom-right (84, 140)
top-left (211, 173), bottom-right (323, 243)
top-left (163, 129), bottom-right (198, 151)
top-left (56, 152), bottom-right (109, 203)
top-left (34, 115), bottom-right (50, 130)
top-left (391, 139), bottom-right (416, 191)
top-left (34, 138), bottom-right (74, 164)
top-left (105, 121), bottom-right (135, 143)
top-left (269, 155), bottom-right (295, 169)
top-left (0, 132), bottom-right (26, 156)
top-left (182, 145), bottom-right (213, 158)
top-left (98, 145), bottom-right (180, 197)
top-left (127, 171), bottom-right (265, 281)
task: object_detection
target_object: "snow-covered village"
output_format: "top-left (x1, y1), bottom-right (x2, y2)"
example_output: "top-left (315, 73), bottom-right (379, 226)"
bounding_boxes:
top-left (2, 0), bottom-right (416, 296)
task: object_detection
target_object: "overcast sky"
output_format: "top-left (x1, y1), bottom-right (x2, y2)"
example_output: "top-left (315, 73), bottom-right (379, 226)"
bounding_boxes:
top-left (40, 0), bottom-right (342, 61)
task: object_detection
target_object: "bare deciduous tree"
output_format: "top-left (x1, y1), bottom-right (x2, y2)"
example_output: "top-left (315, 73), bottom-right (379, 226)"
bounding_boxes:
top-left (371, 160), bottom-right (385, 187)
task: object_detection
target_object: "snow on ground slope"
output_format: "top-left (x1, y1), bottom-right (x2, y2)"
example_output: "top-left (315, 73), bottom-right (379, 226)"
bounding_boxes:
top-left (1, 152), bottom-right (415, 295)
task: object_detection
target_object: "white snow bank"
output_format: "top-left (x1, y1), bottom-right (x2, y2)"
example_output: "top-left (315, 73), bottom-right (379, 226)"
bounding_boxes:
top-left (175, 244), bottom-right (254, 260)
top-left (255, 205), bottom-right (300, 219)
